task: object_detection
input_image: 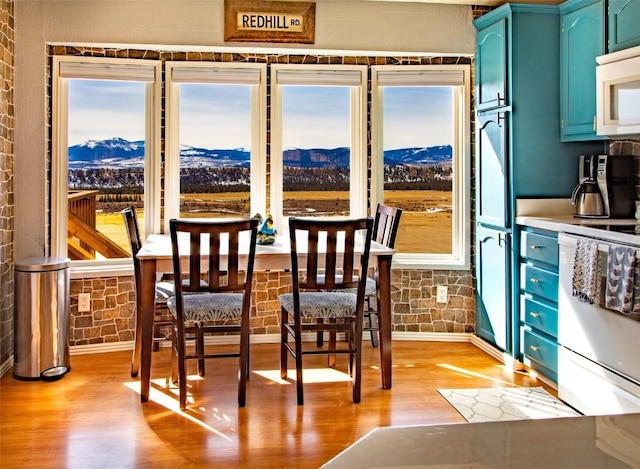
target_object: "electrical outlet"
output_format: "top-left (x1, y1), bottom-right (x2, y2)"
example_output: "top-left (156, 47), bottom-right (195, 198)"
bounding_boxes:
top-left (436, 285), bottom-right (448, 303)
top-left (78, 293), bottom-right (91, 312)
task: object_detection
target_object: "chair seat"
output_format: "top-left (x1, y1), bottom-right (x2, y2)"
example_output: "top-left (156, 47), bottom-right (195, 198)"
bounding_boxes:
top-left (279, 292), bottom-right (357, 319)
top-left (155, 281), bottom-right (175, 304)
top-left (317, 275), bottom-right (376, 295)
top-left (168, 293), bottom-right (244, 322)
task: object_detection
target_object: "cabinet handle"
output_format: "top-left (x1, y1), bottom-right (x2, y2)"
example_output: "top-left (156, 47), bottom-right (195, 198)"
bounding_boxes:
top-left (529, 345), bottom-right (540, 352)
top-left (530, 278), bottom-right (540, 284)
top-left (530, 245), bottom-right (542, 250)
top-left (497, 111), bottom-right (506, 127)
top-left (497, 93), bottom-right (505, 105)
top-left (529, 312), bottom-right (540, 318)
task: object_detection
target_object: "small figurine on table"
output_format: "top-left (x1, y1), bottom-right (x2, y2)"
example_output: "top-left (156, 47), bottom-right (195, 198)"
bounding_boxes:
top-left (257, 213), bottom-right (277, 245)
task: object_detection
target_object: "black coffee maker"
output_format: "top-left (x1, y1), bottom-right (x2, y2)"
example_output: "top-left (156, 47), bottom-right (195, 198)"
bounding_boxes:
top-left (591, 154), bottom-right (636, 218)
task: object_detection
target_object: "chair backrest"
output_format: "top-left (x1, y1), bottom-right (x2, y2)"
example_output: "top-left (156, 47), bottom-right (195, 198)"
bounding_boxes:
top-left (288, 217), bottom-right (374, 299)
top-left (122, 206), bottom-right (143, 289)
top-left (169, 218), bottom-right (259, 300)
top-left (372, 204), bottom-right (402, 249)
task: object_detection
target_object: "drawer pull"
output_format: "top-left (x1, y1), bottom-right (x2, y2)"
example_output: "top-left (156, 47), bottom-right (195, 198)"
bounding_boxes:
top-left (530, 278), bottom-right (540, 284)
top-left (529, 311), bottom-right (540, 318)
top-left (529, 345), bottom-right (540, 352)
top-left (530, 245), bottom-right (543, 250)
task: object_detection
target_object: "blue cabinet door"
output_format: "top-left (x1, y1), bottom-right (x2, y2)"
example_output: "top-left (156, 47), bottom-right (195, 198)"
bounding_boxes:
top-left (560, 0), bottom-right (607, 142)
top-left (476, 109), bottom-right (509, 228)
top-left (609, 0), bottom-right (640, 52)
top-left (476, 224), bottom-right (510, 351)
top-left (476, 17), bottom-right (508, 112)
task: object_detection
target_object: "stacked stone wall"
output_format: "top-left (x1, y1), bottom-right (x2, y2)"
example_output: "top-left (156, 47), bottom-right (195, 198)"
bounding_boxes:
top-left (0, 0), bottom-right (15, 366)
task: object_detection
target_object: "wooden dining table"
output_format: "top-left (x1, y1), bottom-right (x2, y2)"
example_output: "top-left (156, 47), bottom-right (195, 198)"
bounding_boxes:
top-left (135, 232), bottom-right (395, 402)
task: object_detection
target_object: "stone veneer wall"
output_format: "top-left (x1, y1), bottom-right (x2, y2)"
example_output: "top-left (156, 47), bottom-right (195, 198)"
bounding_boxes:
top-left (0, 0), bottom-right (14, 365)
top-left (51, 46), bottom-right (477, 347)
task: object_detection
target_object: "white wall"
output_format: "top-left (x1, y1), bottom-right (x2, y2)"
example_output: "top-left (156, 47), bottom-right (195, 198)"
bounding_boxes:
top-left (13, 0), bottom-right (475, 259)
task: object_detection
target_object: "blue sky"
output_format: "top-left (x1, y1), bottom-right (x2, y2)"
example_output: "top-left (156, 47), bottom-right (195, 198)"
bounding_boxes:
top-left (68, 80), bottom-right (453, 150)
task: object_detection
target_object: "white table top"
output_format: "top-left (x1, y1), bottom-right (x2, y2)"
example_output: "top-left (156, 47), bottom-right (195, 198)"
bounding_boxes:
top-left (137, 232), bottom-right (395, 271)
top-left (322, 413), bottom-right (640, 468)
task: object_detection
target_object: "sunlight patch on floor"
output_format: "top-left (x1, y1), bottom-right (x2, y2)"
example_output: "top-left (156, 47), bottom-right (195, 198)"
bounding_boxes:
top-left (124, 378), bottom-right (232, 440)
top-left (252, 368), bottom-right (353, 384)
top-left (437, 363), bottom-right (520, 387)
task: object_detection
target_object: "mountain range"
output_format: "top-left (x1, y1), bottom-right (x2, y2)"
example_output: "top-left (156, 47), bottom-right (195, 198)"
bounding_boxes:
top-left (68, 137), bottom-right (452, 169)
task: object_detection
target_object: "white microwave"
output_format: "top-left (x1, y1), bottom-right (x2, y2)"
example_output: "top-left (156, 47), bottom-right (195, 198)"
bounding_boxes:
top-left (596, 45), bottom-right (640, 137)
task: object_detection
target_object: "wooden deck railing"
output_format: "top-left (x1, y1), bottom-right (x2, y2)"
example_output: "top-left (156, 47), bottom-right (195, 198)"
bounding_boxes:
top-left (68, 190), bottom-right (129, 260)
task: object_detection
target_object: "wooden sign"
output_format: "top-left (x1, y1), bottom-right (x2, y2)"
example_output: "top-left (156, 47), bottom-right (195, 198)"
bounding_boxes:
top-left (224, 0), bottom-right (316, 44)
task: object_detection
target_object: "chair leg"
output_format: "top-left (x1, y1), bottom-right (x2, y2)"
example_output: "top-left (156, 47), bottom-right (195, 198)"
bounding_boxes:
top-left (293, 313), bottom-right (305, 405)
top-left (328, 319), bottom-right (337, 368)
top-left (177, 328), bottom-right (188, 410)
top-left (316, 319), bottom-right (324, 347)
top-left (368, 312), bottom-right (379, 348)
top-left (280, 307), bottom-right (288, 380)
top-left (130, 306), bottom-right (143, 378)
top-left (238, 321), bottom-right (250, 407)
top-left (196, 329), bottom-right (205, 377)
top-left (366, 294), bottom-right (379, 347)
top-left (170, 336), bottom-right (179, 385)
top-left (352, 319), bottom-right (363, 404)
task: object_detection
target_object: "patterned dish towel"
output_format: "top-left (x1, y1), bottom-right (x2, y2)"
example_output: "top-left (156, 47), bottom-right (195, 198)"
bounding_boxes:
top-left (572, 238), bottom-right (600, 305)
top-left (605, 245), bottom-right (638, 314)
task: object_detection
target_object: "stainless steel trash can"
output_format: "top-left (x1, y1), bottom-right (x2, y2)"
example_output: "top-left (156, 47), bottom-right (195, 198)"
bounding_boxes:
top-left (14, 256), bottom-right (71, 380)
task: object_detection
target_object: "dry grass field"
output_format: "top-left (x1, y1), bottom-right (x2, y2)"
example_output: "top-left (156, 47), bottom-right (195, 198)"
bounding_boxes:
top-left (97, 190), bottom-right (452, 256)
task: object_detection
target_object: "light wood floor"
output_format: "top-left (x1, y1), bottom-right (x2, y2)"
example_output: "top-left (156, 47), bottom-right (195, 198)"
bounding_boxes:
top-left (0, 341), bottom-right (551, 468)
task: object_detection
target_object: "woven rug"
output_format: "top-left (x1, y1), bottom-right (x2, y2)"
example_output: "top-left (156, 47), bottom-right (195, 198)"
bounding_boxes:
top-left (438, 387), bottom-right (580, 423)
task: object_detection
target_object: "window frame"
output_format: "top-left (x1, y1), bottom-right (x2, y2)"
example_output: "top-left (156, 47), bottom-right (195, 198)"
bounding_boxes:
top-left (51, 56), bottom-right (162, 276)
top-left (371, 64), bottom-right (471, 270)
top-left (163, 62), bottom-right (268, 231)
top-left (269, 64), bottom-right (368, 232)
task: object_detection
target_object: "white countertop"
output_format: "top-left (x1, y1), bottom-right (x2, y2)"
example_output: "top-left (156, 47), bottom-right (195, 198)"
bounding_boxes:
top-left (515, 215), bottom-right (640, 246)
top-left (322, 414), bottom-right (640, 468)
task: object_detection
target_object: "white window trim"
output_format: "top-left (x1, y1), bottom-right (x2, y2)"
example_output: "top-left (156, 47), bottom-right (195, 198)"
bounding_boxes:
top-left (270, 64), bottom-right (368, 232)
top-left (371, 64), bottom-right (471, 270)
top-left (164, 62), bottom-right (268, 231)
top-left (51, 56), bottom-right (162, 274)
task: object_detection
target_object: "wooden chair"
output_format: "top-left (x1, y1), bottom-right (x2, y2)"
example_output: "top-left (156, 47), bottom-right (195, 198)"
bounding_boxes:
top-left (315, 204), bottom-right (402, 348)
top-left (279, 217), bottom-right (374, 405)
top-left (366, 204), bottom-right (402, 346)
top-left (167, 218), bottom-right (259, 409)
top-left (121, 206), bottom-right (175, 378)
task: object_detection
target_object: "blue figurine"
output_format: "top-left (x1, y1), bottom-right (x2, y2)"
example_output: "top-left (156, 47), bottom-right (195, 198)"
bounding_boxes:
top-left (257, 213), bottom-right (277, 245)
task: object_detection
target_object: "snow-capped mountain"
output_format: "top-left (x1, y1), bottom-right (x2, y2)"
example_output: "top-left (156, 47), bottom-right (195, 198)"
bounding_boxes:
top-left (68, 138), bottom-right (452, 169)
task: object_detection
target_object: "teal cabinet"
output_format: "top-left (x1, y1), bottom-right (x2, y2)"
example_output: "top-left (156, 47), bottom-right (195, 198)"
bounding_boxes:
top-left (474, 4), bottom-right (605, 354)
top-left (476, 18), bottom-right (508, 111)
top-left (560, 0), bottom-right (607, 142)
top-left (609, 0), bottom-right (640, 52)
top-left (476, 225), bottom-right (510, 351)
top-left (476, 109), bottom-right (509, 228)
top-left (519, 227), bottom-right (560, 383)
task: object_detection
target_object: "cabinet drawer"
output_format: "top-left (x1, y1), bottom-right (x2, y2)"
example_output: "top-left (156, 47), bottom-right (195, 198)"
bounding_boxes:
top-left (520, 231), bottom-right (558, 267)
top-left (520, 295), bottom-right (558, 339)
top-left (523, 329), bottom-right (558, 381)
top-left (520, 264), bottom-right (558, 303)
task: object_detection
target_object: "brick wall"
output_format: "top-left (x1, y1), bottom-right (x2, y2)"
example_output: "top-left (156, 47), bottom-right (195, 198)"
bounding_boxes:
top-left (0, 0), bottom-right (15, 365)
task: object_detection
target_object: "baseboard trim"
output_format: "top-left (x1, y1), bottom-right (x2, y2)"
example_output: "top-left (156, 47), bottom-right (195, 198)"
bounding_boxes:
top-left (68, 332), bottom-right (475, 356)
top-left (1, 333), bottom-right (512, 377)
top-left (0, 356), bottom-right (13, 377)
